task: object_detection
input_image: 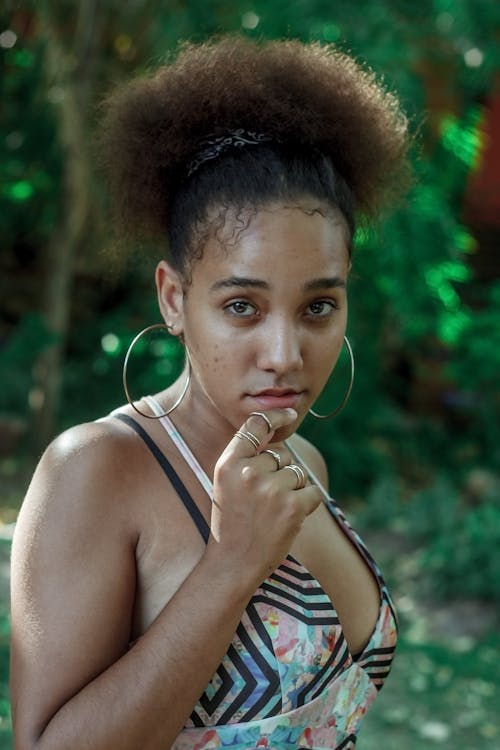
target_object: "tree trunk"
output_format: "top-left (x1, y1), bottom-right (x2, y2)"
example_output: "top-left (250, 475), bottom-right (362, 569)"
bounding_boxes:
top-left (32, 1), bottom-right (98, 451)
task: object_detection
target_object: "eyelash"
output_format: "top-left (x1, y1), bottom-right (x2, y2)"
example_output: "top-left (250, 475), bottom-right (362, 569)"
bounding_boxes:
top-left (223, 299), bottom-right (338, 319)
top-left (224, 300), bottom-right (257, 317)
top-left (306, 300), bottom-right (338, 318)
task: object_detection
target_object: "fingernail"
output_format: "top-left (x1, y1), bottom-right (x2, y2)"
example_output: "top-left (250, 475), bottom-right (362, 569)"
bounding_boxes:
top-left (285, 408), bottom-right (298, 419)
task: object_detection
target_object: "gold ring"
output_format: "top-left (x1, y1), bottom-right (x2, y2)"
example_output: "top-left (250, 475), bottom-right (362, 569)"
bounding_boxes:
top-left (235, 429), bottom-right (260, 453)
top-left (283, 464), bottom-right (306, 490)
top-left (262, 448), bottom-right (281, 471)
top-left (249, 411), bottom-right (273, 433)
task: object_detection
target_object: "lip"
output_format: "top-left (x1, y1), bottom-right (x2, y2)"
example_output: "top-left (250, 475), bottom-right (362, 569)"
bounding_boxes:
top-left (249, 389), bottom-right (304, 410)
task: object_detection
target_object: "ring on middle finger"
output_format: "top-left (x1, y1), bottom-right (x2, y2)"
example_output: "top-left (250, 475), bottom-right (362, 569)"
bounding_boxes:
top-left (262, 448), bottom-right (281, 471)
top-left (235, 429), bottom-right (261, 453)
top-left (283, 463), bottom-right (306, 490)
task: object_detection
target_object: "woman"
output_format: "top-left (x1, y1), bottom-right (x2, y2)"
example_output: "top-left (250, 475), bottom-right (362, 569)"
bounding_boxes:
top-left (10, 36), bottom-right (409, 749)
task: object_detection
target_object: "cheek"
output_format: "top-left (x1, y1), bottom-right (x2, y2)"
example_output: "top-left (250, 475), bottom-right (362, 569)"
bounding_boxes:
top-left (192, 340), bottom-right (235, 377)
top-left (311, 331), bottom-right (345, 384)
top-left (315, 326), bottom-right (344, 354)
top-left (210, 345), bottom-right (223, 371)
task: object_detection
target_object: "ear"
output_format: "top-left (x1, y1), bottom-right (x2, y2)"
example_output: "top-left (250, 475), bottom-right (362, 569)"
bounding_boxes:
top-left (156, 260), bottom-right (185, 335)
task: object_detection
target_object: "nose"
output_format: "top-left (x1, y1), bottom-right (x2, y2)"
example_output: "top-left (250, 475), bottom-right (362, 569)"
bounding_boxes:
top-left (256, 317), bottom-right (303, 375)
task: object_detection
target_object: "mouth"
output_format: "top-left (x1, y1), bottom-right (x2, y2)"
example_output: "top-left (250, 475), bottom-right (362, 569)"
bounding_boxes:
top-left (248, 388), bottom-right (304, 410)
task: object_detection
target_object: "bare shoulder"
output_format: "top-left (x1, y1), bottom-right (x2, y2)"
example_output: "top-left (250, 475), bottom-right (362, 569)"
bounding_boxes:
top-left (15, 416), bottom-right (143, 540)
top-left (288, 431), bottom-right (329, 491)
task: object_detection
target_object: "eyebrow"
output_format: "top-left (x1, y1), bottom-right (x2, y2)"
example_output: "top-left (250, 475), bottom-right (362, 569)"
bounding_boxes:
top-left (210, 276), bottom-right (346, 293)
top-left (304, 277), bottom-right (346, 291)
top-left (210, 276), bottom-right (269, 292)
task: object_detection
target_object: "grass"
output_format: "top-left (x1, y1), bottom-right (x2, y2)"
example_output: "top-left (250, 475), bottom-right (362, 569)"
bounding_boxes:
top-left (359, 633), bottom-right (500, 749)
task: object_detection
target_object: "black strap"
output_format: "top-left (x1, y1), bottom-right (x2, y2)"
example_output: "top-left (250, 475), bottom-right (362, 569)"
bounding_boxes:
top-left (114, 413), bottom-right (210, 543)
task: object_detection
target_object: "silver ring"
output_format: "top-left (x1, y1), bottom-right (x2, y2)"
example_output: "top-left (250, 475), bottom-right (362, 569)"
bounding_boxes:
top-left (235, 429), bottom-right (260, 453)
top-left (262, 448), bottom-right (281, 471)
top-left (283, 464), bottom-right (306, 490)
top-left (249, 411), bottom-right (273, 433)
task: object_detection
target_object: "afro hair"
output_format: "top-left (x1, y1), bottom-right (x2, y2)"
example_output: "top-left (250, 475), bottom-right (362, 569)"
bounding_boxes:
top-left (98, 35), bottom-right (410, 260)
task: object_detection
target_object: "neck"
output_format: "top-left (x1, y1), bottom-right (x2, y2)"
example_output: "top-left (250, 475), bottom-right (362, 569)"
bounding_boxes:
top-left (156, 380), bottom-right (236, 476)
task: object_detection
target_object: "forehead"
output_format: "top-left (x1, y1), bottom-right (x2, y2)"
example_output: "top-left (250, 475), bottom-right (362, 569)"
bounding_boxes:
top-left (189, 204), bottom-right (350, 287)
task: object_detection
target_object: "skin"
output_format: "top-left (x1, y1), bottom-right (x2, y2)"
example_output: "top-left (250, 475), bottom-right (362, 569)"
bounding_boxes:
top-left (10, 201), bottom-right (380, 750)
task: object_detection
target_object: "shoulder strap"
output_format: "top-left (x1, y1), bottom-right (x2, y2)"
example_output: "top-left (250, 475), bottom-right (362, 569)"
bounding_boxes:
top-left (114, 413), bottom-right (210, 543)
top-left (144, 396), bottom-right (214, 499)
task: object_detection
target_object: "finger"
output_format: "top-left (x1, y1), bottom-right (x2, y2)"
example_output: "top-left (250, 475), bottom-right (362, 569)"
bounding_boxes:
top-left (234, 429), bottom-right (261, 454)
top-left (259, 447), bottom-right (291, 472)
top-left (248, 411), bottom-right (273, 433)
top-left (246, 409), bottom-right (297, 449)
top-left (229, 409), bottom-right (297, 458)
top-left (281, 464), bottom-right (307, 490)
top-left (295, 485), bottom-right (323, 517)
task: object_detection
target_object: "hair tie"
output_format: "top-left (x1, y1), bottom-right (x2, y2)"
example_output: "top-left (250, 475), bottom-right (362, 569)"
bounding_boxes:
top-left (187, 128), bottom-right (274, 177)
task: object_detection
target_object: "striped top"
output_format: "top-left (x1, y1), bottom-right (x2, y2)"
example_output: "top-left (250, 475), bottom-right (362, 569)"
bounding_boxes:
top-left (115, 399), bottom-right (397, 750)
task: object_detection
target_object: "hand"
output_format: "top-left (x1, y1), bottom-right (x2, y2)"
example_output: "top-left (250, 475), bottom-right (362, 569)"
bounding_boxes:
top-left (207, 409), bottom-right (323, 584)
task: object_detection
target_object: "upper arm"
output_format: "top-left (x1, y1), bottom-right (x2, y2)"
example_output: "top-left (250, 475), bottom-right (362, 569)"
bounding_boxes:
top-left (10, 423), bottom-right (138, 744)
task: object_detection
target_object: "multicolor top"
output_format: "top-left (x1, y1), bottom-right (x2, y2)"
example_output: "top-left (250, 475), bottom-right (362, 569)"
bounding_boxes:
top-left (115, 398), bottom-right (397, 750)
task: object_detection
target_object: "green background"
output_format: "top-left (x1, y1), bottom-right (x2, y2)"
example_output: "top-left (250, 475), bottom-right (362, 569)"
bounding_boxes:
top-left (1, 1), bottom-right (499, 747)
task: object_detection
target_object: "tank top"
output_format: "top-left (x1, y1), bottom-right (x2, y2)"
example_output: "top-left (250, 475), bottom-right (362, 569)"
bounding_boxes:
top-left (114, 399), bottom-right (397, 750)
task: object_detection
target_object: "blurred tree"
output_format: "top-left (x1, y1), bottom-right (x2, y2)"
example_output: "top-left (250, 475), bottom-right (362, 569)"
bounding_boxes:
top-left (29, 1), bottom-right (98, 448)
top-left (1, 0), bottom-right (499, 495)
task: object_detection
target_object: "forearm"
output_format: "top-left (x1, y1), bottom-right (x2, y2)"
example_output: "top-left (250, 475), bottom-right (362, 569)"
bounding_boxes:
top-left (29, 553), bottom-right (256, 750)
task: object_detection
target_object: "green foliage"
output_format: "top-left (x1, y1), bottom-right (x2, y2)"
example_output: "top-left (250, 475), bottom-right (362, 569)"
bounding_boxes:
top-left (0, 35), bottom-right (62, 245)
top-left (452, 281), bottom-right (500, 390)
top-left (59, 261), bottom-right (185, 428)
top-left (360, 472), bottom-right (500, 601)
top-left (0, 314), bottom-right (53, 417)
top-left (424, 501), bottom-right (500, 600)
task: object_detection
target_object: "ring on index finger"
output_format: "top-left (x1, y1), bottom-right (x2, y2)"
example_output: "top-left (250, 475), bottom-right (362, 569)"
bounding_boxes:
top-left (249, 411), bottom-right (273, 433)
top-left (235, 429), bottom-right (261, 454)
top-left (283, 464), bottom-right (306, 490)
top-left (262, 448), bottom-right (281, 471)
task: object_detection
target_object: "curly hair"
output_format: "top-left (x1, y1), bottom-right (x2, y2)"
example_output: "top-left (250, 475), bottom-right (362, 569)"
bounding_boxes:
top-left (98, 35), bottom-right (410, 276)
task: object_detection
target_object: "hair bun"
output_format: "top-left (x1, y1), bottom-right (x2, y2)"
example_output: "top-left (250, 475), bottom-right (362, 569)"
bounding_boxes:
top-left (98, 35), bottom-right (410, 245)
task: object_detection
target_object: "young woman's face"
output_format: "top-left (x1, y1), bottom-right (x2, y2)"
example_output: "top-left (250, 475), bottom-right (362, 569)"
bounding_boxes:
top-left (160, 203), bottom-right (350, 439)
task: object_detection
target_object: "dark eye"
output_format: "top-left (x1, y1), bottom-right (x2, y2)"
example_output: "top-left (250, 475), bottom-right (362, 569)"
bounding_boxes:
top-left (307, 300), bottom-right (336, 317)
top-left (225, 300), bottom-right (257, 317)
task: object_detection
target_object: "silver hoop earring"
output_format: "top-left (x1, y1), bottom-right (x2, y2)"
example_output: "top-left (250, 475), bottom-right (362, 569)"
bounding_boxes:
top-left (308, 336), bottom-right (354, 420)
top-left (122, 323), bottom-right (190, 419)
